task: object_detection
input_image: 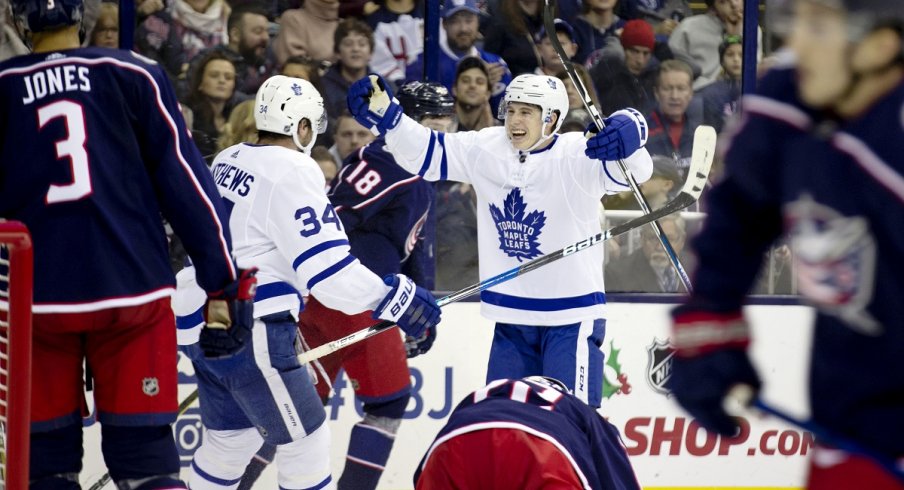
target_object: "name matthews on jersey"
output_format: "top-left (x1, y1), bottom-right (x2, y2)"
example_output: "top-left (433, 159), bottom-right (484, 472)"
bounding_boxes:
top-left (211, 161), bottom-right (255, 197)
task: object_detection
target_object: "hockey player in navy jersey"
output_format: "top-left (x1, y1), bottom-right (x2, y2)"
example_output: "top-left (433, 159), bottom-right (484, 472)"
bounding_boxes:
top-left (666, 1), bottom-right (904, 488)
top-left (414, 376), bottom-right (641, 490)
top-left (348, 72), bottom-right (653, 408)
top-left (237, 81), bottom-right (453, 490)
top-left (172, 75), bottom-right (441, 490)
top-left (0, 0), bottom-right (256, 488)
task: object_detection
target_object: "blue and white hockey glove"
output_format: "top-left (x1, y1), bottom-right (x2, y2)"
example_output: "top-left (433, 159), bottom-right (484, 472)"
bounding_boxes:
top-left (584, 108), bottom-right (648, 161)
top-left (373, 274), bottom-right (441, 339)
top-left (405, 326), bottom-right (436, 358)
top-left (200, 268), bottom-right (258, 359)
top-left (667, 304), bottom-right (761, 436)
top-left (347, 74), bottom-right (402, 135)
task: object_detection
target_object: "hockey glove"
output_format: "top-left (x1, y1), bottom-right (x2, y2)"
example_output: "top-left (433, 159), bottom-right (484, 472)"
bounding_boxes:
top-left (584, 108), bottom-right (648, 161)
top-left (667, 304), bottom-right (761, 436)
top-left (347, 74), bottom-right (402, 135)
top-left (373, 274), bottom-right (441, 339)
top-left (405, 326), bottom-right (436, 359)
top-left (200, 268), bottom-right (258, 359)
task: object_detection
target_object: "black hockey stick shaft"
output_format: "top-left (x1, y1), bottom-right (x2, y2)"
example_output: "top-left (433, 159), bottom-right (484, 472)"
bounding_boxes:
top-left (86, 389), bottom-right (201, 490)
top-left (297, 126), bottom-right (716, 365)
top-left (726, 386), bottom-right (904, 483)
top-left (542, 0), bottom-right (695, 293)
top-left (750, 398), bottom-right (904, 483)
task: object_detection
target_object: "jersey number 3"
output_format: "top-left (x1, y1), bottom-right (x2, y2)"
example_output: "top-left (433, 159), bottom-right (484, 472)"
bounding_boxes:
top-left (39, 100), bottom-right (92, 204)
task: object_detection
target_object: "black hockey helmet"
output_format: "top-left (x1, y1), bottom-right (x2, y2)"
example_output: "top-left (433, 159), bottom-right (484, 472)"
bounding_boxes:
top-left (10, 0), bottom-right (84, 34)
top-left (396, 81), bottom-right (455, 121)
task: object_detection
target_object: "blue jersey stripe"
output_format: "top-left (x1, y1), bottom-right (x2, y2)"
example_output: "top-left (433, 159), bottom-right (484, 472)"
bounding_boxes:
top-left (292, 239), bottom-right (349, 270)
top-left (176, 306), bottom-right (204, 330)
top-left (256, 281), bottom-right (301, 302)
top-left (602, 160), bottom-right (629, 188)
top-left (480, 290), bottom-right (606, 311)
top-left (307, 255), bottom-right (357, 290)
top-left (438, 132), bottom-right (448, 180)
top-left (418, 131), bottom-right (436, 177)
top-left (192, 460), bottom-right (242, 486)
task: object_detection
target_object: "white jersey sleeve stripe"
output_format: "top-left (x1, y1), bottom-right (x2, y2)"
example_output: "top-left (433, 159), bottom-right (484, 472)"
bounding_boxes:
top-left (292, 239), bottom-right (350, 270)
top-left (306, 255), bottom-right (358, 290)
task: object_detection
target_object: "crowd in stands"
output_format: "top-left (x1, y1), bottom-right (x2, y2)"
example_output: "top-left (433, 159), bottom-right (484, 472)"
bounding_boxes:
top-left (0, 0), bottom-right (791, 295)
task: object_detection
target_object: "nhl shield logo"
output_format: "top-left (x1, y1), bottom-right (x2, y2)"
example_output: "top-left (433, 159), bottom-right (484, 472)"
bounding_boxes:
top-left (143, 377), bottom-right (160, 397)
top-left (645, 338), bottom-right (674, 395)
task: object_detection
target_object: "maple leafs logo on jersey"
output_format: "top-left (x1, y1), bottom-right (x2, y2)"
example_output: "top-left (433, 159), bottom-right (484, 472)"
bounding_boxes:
top-left (489, 188), bottom-right (546, 261)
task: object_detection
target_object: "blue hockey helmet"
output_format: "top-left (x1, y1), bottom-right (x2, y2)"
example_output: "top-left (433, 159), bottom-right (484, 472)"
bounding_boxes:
top-left (10, 0), bottom-right (84, 34)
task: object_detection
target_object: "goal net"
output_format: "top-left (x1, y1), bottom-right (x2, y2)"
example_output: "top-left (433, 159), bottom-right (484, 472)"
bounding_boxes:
top-left (0, 221), bottom-right (32, 490)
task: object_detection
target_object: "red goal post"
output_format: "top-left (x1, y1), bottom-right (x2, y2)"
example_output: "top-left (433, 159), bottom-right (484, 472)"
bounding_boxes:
top-left (0, 220), bottom-right (32, 490)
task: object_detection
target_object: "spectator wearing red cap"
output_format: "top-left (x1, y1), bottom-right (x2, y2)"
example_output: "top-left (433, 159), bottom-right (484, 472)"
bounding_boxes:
top-left (571, 0), bottom-right (625, 65)
top-left (588, 19), bottom-right (659, 115)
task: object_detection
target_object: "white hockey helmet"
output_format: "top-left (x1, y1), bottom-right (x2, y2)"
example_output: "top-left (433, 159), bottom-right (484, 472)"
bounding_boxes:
top-left (499, 74), bottom-right (570, 135)
top-left (254, 75), bottom-right (327, 153)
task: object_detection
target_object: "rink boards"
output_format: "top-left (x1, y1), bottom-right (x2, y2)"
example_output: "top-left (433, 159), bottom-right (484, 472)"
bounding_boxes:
top-left (80, 298), bottom-right (814, 490)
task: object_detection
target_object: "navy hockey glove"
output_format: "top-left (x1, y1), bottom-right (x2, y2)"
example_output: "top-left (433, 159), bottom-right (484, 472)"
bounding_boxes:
top-left (667, 304), bottom-right (761, 436)
top-left (405, 326), bottom-right (436, 359)
top-left (200, 268), bottom-right (258, 359)
top-left (373, 274), bottom-right (441, 339)
top-left (347, 74), bottom-right (402, 134)
top-left (584, 108), bottom-right (648, 161)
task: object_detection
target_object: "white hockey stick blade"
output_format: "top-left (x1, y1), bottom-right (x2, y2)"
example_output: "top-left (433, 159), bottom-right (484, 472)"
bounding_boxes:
top-left (683, 125), bottom-right (717, 200)
top-left (296, 126), bottom-right (717, 365)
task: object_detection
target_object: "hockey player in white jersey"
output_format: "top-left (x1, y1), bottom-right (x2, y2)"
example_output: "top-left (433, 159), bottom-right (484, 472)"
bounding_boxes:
top-left (348, 73), bottom-right (653, 407)
top-left (173, 75), bottom-right (442, 490)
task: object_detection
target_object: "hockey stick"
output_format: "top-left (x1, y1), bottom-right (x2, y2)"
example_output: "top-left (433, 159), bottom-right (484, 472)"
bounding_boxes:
top-left (542, 0), bottom-right (695, 293)
top-left (85, 390), bottom-right (200, 490)
top-left (727, 387), bottom-right (904, 483)
top-left (297, 125), bottom-right (716, 365)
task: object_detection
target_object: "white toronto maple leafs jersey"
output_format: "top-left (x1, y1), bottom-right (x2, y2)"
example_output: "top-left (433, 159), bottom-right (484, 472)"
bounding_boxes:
top-left (386, 115), bottom-right (653, 325)
top-left (173, 143), bottom-right (391, 344)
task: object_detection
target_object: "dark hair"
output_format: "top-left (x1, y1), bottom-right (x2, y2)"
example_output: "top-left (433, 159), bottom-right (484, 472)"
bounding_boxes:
top-left (186, 51), bottom-right (238, 137)
top-left (455, 56), bottom-right (492, 91)
top-left (227, 5), bottom-right (269, 34)
top-left (499, 0), bottom-right (550, 36)
top-left (334, 17), bottom-right (374, 54)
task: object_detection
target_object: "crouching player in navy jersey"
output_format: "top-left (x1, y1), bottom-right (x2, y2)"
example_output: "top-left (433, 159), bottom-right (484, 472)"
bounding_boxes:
top-left (0, 0), bottom-right (256, 488)
top-left (666, 1), bottom-right (904, 488)
top-left (172, 75), bottom-right (441, 490)
top-left (415, 376), bottom-right (641, 489)
top-left (348, 72), bottom-right (653, 407)
top-left (238, 81), bottom-right (453, 490)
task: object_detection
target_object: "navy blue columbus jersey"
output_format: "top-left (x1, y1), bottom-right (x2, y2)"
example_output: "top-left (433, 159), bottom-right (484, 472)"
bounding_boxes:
top-left (328, 137), bottom-right (434, 283)
top-left (693, 66), bottom-right (904, 458)
top-left (415, 378), bottom-right (640, 490)
top-left (0, 47), bottom-right (235, 311)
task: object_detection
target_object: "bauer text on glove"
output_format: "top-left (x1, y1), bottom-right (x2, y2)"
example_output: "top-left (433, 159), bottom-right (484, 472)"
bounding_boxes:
top-left (373, 274), bottom-right (441, 339)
